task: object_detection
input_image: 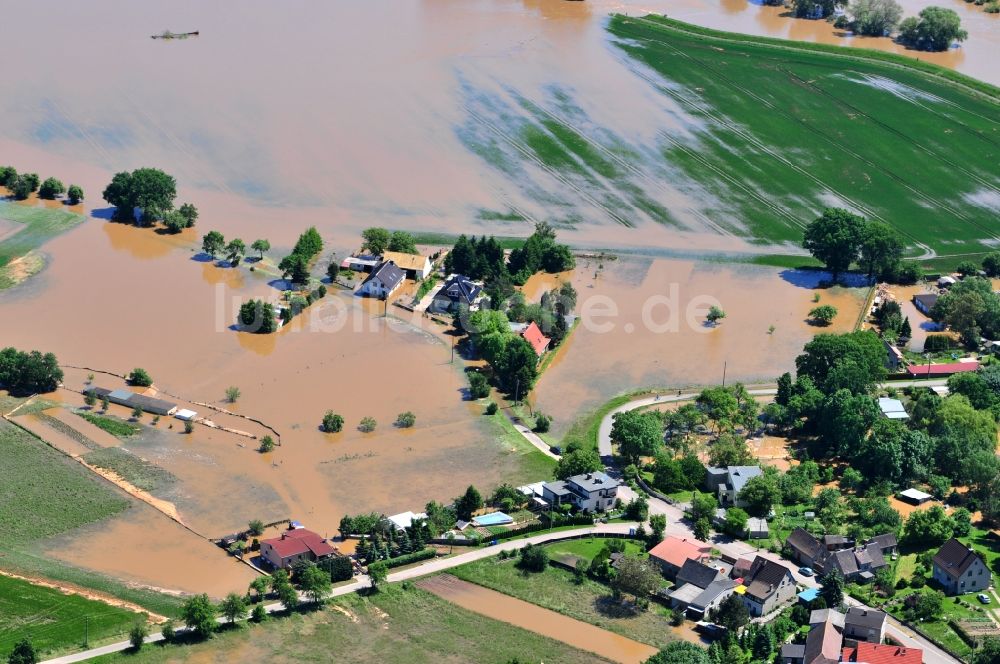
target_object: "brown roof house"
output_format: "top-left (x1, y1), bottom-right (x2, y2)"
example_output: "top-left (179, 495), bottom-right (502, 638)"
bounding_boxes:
top-left (741, 557), bottom-right (796, 617)
top-left (260, 528), bottom-right (336, 570)
top-left (801, 608), bottom-right (845, 664)
top-left (932, 538), bottom-right (989, 595)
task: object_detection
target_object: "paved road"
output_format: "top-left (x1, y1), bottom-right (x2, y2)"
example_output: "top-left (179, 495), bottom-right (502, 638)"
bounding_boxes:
top-left (41, 523), bottom-right (638, 664)
top-left (508, 413), bottom-right (561, 460)
top-left (599, 385), bottom-right (957, 664)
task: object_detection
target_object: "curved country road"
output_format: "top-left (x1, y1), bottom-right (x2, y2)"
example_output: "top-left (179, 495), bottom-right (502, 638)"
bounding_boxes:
top-left (41, 523), bottom-right (639, 664)
top-left (593, 383), bottom-right (957, 664)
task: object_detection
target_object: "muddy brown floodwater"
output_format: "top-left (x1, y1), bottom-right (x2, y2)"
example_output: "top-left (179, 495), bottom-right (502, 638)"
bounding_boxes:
top-left (418, 574), bottom-right (658, 664)
top-left (530, 257), bottom-right (867, 434)
top-left (0, 0), bottom-right (982, 596)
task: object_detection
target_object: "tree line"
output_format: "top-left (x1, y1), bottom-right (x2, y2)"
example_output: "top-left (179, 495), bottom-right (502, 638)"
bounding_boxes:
top-left (781, 0), bottom-right (968, 50)
top-left (0, 347), bottom-right (63, 395)
top-left (444, 222), bottom-right (575, 305)
top-left (1, 166), bottom-right (84, 204)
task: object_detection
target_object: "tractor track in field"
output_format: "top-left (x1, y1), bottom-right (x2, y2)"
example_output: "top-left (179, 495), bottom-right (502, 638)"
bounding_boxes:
top-left (620, 16), bottom-right (1000, 250)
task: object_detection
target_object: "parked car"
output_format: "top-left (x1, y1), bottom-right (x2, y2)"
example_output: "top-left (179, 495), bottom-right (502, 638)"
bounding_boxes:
top-left (978, 594), bottom-right (991, 604)
top-left (799, 567), bottom-right (815, 577)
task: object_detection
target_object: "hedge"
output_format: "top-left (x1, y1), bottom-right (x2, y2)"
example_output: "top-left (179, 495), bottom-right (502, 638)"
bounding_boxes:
top-left (381, 547), bottom-right (436, 569)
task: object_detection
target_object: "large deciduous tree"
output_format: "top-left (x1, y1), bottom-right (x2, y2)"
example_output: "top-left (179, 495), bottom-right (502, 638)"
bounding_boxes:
top-left (802, 208), bottom-right (867, 283)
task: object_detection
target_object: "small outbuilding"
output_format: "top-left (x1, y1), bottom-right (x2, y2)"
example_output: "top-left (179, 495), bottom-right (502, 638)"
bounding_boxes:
top-left (898, 488), bottom-right (933, 505)
top-left (174, 409), bottom-right (198, 421)
top-left (878, 397), bottom-right (909, 420)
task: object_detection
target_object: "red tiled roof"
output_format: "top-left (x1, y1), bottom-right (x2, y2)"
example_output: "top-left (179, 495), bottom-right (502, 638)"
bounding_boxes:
top-left (843, 643), bottom-right (923, 664)
top-left (262, 528), bottom-right (334, 559)
top-left (521, 321), bottom-right (550, 356)
top-left (648, 536), bottom-right (712, 569)
top-left (907, 361), bottom-right (979, 377)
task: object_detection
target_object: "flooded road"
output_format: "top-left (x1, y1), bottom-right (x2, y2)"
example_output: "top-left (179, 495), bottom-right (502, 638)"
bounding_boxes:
top-left (417, 574), bottom-right (658, 664)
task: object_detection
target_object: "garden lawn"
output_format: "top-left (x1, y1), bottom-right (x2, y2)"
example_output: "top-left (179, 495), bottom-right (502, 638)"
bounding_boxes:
top-left (90, 586), bottom-right (609, 664)
top-left (0, 574), bottom-right (141, 657)
top-left (450, 556), bottom-right (680, 649)
top-left (544, 537), bottom-right (645, 561)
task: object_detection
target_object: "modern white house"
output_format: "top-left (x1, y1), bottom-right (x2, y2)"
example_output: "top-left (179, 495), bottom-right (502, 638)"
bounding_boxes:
top-left (541, 472), bottom-right (619, 513)
top-left (358, 260), bottom-right (405, 299)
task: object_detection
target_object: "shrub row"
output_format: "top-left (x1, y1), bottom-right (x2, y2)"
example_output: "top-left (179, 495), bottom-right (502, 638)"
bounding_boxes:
top-left (381, 547), bottom-right (436, 569)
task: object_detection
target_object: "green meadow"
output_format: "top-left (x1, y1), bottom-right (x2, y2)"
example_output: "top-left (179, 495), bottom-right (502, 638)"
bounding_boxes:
top-left (0, 201), bottom-right (84, 288)
top-left (0, 420), bottom-right (184, 622)
top-left (0, 574), bottom-right (141, 657)
top-left (459, 17), bottom-right (1000, 265)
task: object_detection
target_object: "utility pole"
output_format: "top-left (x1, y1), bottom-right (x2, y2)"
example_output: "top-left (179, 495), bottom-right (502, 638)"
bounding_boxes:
top-left (451, 337), bottom-right (455, 364)
top-left (515, 379), bottom-right (520, 408)
top-left (722, 360), bottom-right (727, 387)
top-left (84, 616), bottom-right (89, 648)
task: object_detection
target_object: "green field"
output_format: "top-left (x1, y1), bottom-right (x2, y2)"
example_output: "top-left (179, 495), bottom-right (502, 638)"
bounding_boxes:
top-left (0, 421), bottom-right (129, 545)
top-left (450, 554), bottom-right (680, 649)
top-left (76, 411), bottom-right (141, 438)
top-left (0, 201), bottom-right (84, 287)
top-left (91, 586), bottom-right (609, 664)
top-left (459, 17), bottom-right (1000, 263)
top-left (0, 420), bottom-right (184, 619)
top-left (0, 574), bottom-right (141, 656)
top-left (83, 447), bottom-right (177, 493)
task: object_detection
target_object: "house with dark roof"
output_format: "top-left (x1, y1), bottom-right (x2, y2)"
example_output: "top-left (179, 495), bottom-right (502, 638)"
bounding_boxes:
top-left (259, 528), bottom-right (336, 569)
top-left (541, 472), bottom-right (619, 513)
top-left (358, 260), bottom-right (405, 299)
top-left (780, 643), bottom-right (806, 664)
top-left (688, 578), bottom-right (738, 618)
top-left (932, 538), bottom-right (989, 595)
top-left (844, 607), bottom-right (887, 643)
top-left (912, 293), bottom-right (938, 316)
top-left (824, 544), bottom-right (888, 584)
top-left (668, 557), bottom-right (734, 615)
top-left (867, 533), bottom-right (898, 557)
top-left (741, 557), bottom-right (796, 617)
top-left (90, 387), bottom-right (177, 416)
top-left (675, 559), bottom-right (723, 590)
top-left (841, 642), bottom-right (922, 663)
top-left (786, 528), bottom-right (826, 568)
top-left (429, 274), bottom-right (482, 314)
top-left (705, 465), bottom-right (763, 507)
top-left (823, 534), bottom-right (854, 551)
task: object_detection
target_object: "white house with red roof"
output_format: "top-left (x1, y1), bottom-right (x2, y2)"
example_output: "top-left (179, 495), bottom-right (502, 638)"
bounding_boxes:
top-left (260, 528), bottom-right (336, 569)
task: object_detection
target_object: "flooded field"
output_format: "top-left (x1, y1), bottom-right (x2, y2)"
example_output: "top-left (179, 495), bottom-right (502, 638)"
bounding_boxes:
top-left (48, 504), bottom-right (258, 598)
top-left (0, 0), bottom-right (993, 600)
top-left (0, 0), bottom-right (995, 258)
top-left (532, 257), bottom-right (867, 434)
top-left (418, 574), bottom-right (658, 664)
top-left (671, 0), bottom-right (999, 83)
